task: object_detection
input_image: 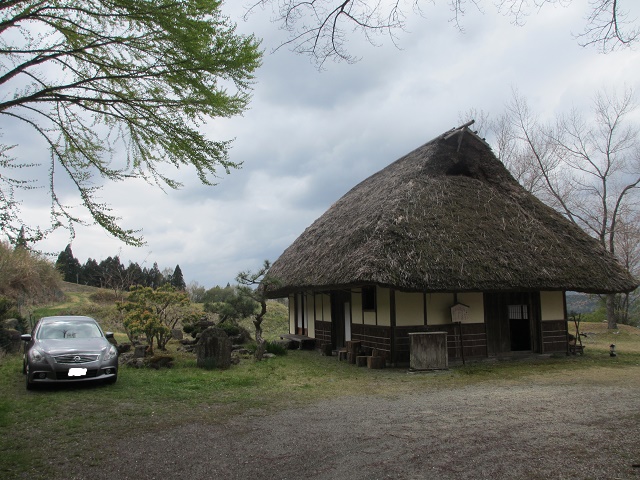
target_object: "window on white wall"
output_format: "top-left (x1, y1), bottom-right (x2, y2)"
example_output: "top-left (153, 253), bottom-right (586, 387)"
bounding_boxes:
top-left (508, 305), bottom-right (528, 320)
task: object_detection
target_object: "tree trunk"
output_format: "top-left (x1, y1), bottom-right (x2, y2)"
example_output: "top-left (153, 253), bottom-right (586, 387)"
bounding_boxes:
top-left (253, 298), bottom-right (268, 361)
top-left (606, 293), bottom-right (617, 329)
top-left (254, 320), bottom-right (266, 361)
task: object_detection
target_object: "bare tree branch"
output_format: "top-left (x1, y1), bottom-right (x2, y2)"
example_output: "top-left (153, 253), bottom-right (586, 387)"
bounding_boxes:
top-left (248, 0), bottom-right (638, 66)
top-left (491, 87), bottom-right (640, 328)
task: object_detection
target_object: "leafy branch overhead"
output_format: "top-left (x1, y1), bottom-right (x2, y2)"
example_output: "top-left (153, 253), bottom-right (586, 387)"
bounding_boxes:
top-left (246, 0), bottom-right (639, 66)
top-left (0, 0), bottom-right (261, 245)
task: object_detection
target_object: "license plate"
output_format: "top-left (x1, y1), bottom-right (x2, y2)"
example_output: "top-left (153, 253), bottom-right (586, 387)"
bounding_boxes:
top-left (68, 368), bottom-right (87, 377)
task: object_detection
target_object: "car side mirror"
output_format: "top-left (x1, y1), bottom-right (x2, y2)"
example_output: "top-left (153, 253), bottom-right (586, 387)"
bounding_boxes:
top-left (105, 332), bottom-right (114, 339)
top-left (20, 334), bottom-right (32, 342)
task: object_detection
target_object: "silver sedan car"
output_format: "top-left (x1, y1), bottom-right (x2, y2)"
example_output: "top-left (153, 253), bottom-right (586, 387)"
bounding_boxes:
top-left (21, 315), bottom-right (118, 390)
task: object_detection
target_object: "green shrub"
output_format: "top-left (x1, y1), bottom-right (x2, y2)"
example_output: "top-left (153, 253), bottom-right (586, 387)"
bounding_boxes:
top-left (265, 341), bottom-right (288, 356)
top-left (183, 323), bottom-right (196, 335)
top-left (219, 322), bottom-right (241, 337)
top-left (89, 290), bottom-right (121, 304)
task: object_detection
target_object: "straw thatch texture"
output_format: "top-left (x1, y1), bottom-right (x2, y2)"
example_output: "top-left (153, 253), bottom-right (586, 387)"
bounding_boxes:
top-left (265, 128), bottom-right (637, 297)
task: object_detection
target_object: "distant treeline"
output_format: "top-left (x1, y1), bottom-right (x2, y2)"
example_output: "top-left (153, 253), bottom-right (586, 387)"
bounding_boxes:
top-left (55, 244), bottom-right (186, 292)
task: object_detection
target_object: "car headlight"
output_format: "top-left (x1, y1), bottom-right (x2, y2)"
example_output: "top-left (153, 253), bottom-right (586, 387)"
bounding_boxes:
top-left (28, 349), bottom-right (46, 363)
top-left (104, 345), bottom-right (118, 360)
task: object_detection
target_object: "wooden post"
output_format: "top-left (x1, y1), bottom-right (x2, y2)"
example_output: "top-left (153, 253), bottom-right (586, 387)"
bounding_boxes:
top-left (456, 322), bottom-right (465, 366)
top-left (367, 356), bottom-right (384, 369)
top-left (346, 340), bottom-right (361, 354)
top-left (390, 289), bottom-right (396, 367)
top-left (356, 356), bottom-right (369, 367)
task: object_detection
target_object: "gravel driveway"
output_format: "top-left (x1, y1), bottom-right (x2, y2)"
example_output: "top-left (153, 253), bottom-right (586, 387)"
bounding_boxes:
top-left (61, 368), bottom-right (640, 480)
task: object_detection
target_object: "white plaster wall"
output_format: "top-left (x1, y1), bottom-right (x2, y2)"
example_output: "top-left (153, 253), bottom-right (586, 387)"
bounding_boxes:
top-left (306, 292), bottom-right (315, 337)
top-left (457, 292), bottom-right (485, 324)
top-left (541, 291), bottom-right (565, 321)
top-left (377, 287), bottom-right (391, 327)
top-left (289, 294), bottom-right (295, 334)
top-left (315, 293), bottom-right (324, 321)
top-left (396, 291), bottom-right (425, 326)
top-left (427, 293), bottom-right (455, 325)
top-left (322, 294), bottom-right (332, 323)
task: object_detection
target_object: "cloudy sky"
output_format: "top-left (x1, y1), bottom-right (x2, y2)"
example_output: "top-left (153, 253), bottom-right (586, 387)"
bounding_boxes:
top-left (8, 1), bottom-right (640, 288)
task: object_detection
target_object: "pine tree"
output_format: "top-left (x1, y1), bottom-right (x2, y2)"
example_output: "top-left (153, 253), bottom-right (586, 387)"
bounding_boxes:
top-left (171, 265), bottom-right (186, 291)
top-left (148, 263), bottom-right (163, 289)
top-left (55, 244), bottom-right (81, 283)
top-left (81, 258), bottom-right (101, 287)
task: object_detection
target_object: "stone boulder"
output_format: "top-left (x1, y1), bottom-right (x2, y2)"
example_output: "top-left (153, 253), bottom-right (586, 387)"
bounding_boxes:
top-left (147, 355), bottom-right (174, 369)
top-left (0, 328), bottom-right (22, 353)
top-left (195, 327), bottom-right (231, 370)
top-left (133, 344), bottom-right (148, 358)
top-left (119, 353), bottom-right (173, 369)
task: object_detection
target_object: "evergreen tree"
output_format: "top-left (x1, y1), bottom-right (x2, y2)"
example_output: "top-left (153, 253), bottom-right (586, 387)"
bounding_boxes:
top-left (171, 265), bottom-right (186, 291)
top-left (99, 256), bottom-right (125, 292)
top-left (81, 258), bottom-right (101, 287)
top-left (55, 245), bottom-right (81, 283)
top-left (147, 263), bottom-right (163, 289)
top-left (125, 262), bottom-right (145, 289)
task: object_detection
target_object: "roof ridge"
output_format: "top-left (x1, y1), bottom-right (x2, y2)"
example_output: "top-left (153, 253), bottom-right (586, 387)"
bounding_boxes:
top-left (438, 119), bottom-right (491, 152)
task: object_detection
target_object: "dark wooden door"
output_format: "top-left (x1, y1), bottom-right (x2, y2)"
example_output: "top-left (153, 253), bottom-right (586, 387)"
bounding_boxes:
top-left (484, 292), bottom-right (539, 355)
top-left (331, 291), bottom-right (349, 350)
top-left (508, 304), bottom-right (531, 351)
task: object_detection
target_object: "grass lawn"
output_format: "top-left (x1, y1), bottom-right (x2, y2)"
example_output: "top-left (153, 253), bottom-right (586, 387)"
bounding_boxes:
top-left (3, 283), bottom-right (639, 480)
top-left (1, 321), bottom-right (639, 479)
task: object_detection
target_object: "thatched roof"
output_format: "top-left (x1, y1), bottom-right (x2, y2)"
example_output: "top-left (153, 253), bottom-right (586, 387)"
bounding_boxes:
top-left (265, 123), bottom-right (638, 298)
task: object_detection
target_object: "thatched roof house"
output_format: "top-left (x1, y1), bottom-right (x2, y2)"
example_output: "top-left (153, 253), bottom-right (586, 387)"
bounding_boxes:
top-left (265, 123), bottom-right (637, 364)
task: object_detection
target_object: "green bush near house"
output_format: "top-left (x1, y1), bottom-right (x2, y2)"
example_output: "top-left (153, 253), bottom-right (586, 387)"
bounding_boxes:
top-left (265, 341), bottom-right (288, 356)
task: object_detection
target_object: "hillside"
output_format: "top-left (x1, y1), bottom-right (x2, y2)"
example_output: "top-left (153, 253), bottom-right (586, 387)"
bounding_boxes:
top-left (35, 282), bottom-right (290, 342)
top-left (60, 281), bottom-right (105, 294)
top-left (565, 292), bottom-right (600, 314)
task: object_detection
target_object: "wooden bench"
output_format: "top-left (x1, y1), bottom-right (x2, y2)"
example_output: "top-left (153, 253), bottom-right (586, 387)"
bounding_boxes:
top-left (279, 334), bottom-right (316, 350)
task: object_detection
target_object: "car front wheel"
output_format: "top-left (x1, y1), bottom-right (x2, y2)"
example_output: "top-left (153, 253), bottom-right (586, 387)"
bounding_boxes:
top-left (25, 364), bottom-right (34, 391)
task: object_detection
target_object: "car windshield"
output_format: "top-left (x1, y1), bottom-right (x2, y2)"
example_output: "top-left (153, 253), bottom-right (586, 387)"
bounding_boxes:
top-left (37, 321), bottom-right (103, 340)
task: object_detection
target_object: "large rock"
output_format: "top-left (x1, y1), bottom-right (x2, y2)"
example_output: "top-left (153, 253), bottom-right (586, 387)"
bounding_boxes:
top-left (0, 328), bottom-right (22, 353)
top-left (147, 355), bottom-right (174, 369)
top-left (195, 327), bottom-right (231, 370)
top-left (133, 344), bottom-right (148, 358)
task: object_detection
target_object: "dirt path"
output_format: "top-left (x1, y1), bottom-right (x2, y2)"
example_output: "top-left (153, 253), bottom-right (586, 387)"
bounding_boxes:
top-left (60, 369), bottom-right (640, 480)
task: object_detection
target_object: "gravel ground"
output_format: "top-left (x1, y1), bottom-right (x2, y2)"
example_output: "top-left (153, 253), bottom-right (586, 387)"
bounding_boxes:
top-left (63, 370), bottom-right (640, 480)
